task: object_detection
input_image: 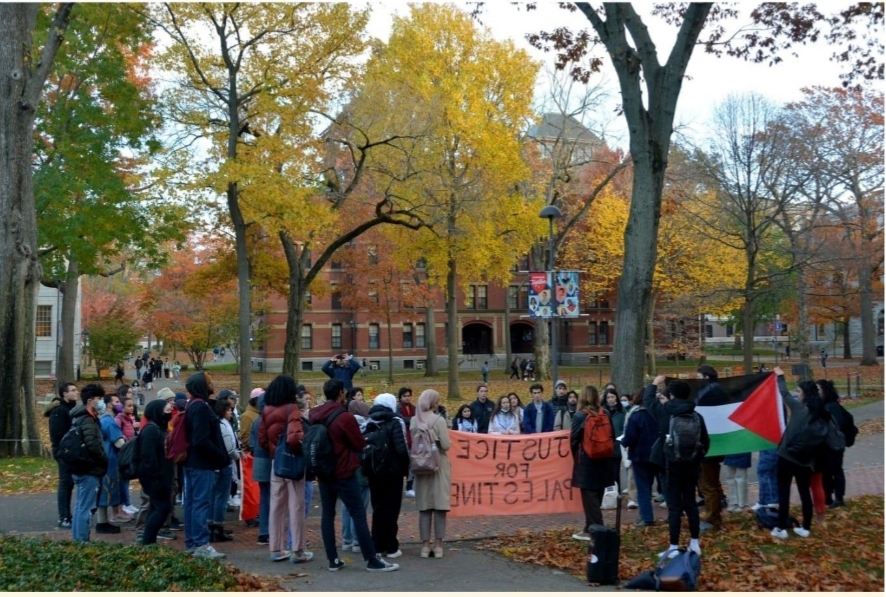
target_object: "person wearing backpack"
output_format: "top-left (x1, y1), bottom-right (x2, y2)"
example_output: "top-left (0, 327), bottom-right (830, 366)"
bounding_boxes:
top-left (65, 384), bottom-right (109, 541)
top-left (258, 375), bottom-right (311, 564)
top-left (818, 378), bottom-right (855, 509)
top-left (341, 400), bottom-right (371, 553)
top-left (644, 375), bottom-right (710, 558)
top-left (311, 379), bottom-right (399, 572)
top-left (411, 389), bottom-right (452, 559)
top-left (770, 369), bottom-right (831, 539)
top-left (569, 386), bottom-right (615, 541)
top-left (694, 365), bottom-right (726, 532)
top-left (45, 381), bottom-right (79, 529)
top-left (137, 399), bottom-right (175, 545)
top-left (365, 393), bottom-right (410, 558)
top-left (621, 390), bottom-right (659, 527)
top-left (141, 368), bottom-right (154, 391)
top-left (134, 358), bottom-right (143, 381)
top-left (182, 371), bottom-right (229, 559)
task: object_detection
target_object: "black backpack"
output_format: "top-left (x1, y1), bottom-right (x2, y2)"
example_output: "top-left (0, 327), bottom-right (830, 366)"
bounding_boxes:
top-left (664, 412), bottom-right (704, 463)
top-left (135, 358), bottom-right (143, 369)
top-left (303, 408), bottom-right (345, 480)
top-left (57, 419), bottom-right (94, 474)
top-left (786, 416), bottom-right (829, 462)
top-left (361, 419), bottom-right (395, 477)
top-left (118, 435), bottom-right (140, 481)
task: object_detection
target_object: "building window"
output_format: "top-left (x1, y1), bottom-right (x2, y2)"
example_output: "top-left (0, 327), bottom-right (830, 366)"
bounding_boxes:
top-left (599, 298), bottom-right (610, 309)
top-left (600, 321), bottom-right (610, 345)
top-left (588, 322), bottom-right (598, 346)
top-left (35, 361), bottom-right (52, 376)
top-left (416, 257), bottom-right (427, 269)
top-left (519, 287), bottom-right (528, 311)
top-left (477, 285), bottom-right (487, 310)
top-left (508, 286), bottom-right (518, 310)
top-left (301, 324), bottom-right (312, 350)
top-left (330, 259), bottom-right (342, 270)
top-left (368, 246), bottom-right (378, 265)
top-left (726, 324), bottom-right (734, 337)
top-left (332, 324), bottom-right (342, 349)
top-left (403, 323), bottom-right (413, 349)
top-left (416, 323), bottom-right (426, 348)
top-left (301, 361), bottom-right (313, 371)
top-left (368, 289), bottom-right (379, 304)
top-left (305, 291), bottom-right (312, 307)
top-left (467, 286), bottom-right (476, 309)
top-left (369, 324), bottom-right (380, 349)
top-left (518, 255), bottom-right (530, 271)
top-left (331, 291), bottom-right (343, 310)
top-left (706, 325), bottom-right (714, 338)
top-left (36, 305), bottom-right (52, 337)
top-left (404, 359), bottom-right (415, 369)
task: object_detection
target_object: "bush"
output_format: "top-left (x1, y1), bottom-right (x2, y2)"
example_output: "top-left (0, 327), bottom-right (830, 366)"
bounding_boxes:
top-left (0, 536), bottom-right (239, 591)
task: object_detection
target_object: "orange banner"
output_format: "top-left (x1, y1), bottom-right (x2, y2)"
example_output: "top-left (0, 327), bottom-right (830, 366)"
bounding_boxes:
top-left (448, 430), bottom-right (582, 517)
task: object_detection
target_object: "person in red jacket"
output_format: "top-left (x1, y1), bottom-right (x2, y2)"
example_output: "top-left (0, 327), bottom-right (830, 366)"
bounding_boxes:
top-left (310, 379), bottom-right (398, 573)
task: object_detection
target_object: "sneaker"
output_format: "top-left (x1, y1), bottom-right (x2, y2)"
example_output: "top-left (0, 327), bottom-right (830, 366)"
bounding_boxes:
top-left (404, 490), bottom-right (416, 498)
top-left (245, 518), bottom-right (260, 528)
top-left (96, 522), bottom-right (121, 534)
top-left (290, 550), bottom-right (313, 564)
top-left (366, 556), bottom-right (399, 572)
top-left (688, 544), bottom-right (702, 556)
top-left (328, 558), bottom-right (346, 572)
top-left (750, 503), bottom-right (764, 511)
top-left (653, 494), bottom-right (665, 503)
top-left (658, 549), bottom-right (680, 560)
top-left (185, 546), bottom-right (196, 555)
top-left (699, 521), bottom-right (718, 532)
top-left (635, 520), bottom-right (655, 527)
top-left (168, 521), bottom-right (184, 531)
top-left (257, 535), bottom-right (270, 546)
top-left (770, 527), bottom-right (788, 539)
top-left (58, 518), bottom-right (72, 529)
top-left (385, 549), bottom-right (403, 559)
top-left (271, 550), bottom-right (292, 562)
top-left (828, 500), bottom-right (845, 509)
top-left (157, 529), bottom-right (176, 541)
top-left (192, 544), bottom-right (226, 559)
top-left (122, 504), bottom-right (140, 515)
top-left (352, 544), bottom-right (361, 553)
top-left (228, 496), bottom-right (242, 507)
top-left (341, 541), bottom-right (354, 550)
top-left (793, 527), bottom-right (810, 538)
top-left (571, 531), bottom-right (591, 541)
top-left (627, 500), bottom-right (638, 509)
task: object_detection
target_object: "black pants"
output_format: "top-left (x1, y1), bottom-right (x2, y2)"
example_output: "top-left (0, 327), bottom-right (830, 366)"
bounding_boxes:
top-left (822, 450), bottom-right (845, 503)
top-left (368, 475), bottom-right (404, 554)
top-left (609, 458), bottom-right (622, 494)
top-left (777, 457), bottom-right (812, 530)
top-left (143, 494), bottom-right (172, 545)
top-left (56, 459), bottom-right (74, 522)
top-left (665, 463), bottom-right (700, 545)
top-left (319, 475), bottom-right (376, 563)
top-left (580, 488), bottom-right (604, 532)
top-left (509, 367), bottom-right (519, 379)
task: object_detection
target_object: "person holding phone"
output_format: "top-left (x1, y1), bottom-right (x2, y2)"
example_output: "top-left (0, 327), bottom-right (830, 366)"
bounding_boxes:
top-left (322, 353), bottom-right (362, 393)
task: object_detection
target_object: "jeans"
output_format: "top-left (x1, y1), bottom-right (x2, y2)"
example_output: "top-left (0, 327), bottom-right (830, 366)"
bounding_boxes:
top-left (665, 463), bottom-right (700, 545)
top-left (757, 449), bottom-right (779, 506)
top-left (341, 484), bottom-right (370, 544)
top-left (777, 456), bottom-right (813, 530)
top-left (368, 475), bottom-right (403, 554)
top-left (632, 461), bottom-right (656, 524)
top-left (56, 459), bottom-right (74, 521)
top-left (258, 481), bottom-right (271, 536)
top-left (183, 467), bottom-right (216, 549)
top-left (143, 494), bottom-right (172, 545)
top-left (212, 466), bottom-right (233, 524)
top-left (120, 480), bottom-right (132, 508)
top-left (305, 480), bottom-right (314, 520)
top-left (72, 474), bottom-right (101, 542)
top-left (319, 475), bottom-right (376, 563)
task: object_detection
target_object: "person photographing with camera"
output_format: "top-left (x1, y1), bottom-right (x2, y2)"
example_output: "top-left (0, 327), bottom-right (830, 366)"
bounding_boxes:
top-left (322, 353), bottom-right (362, 393)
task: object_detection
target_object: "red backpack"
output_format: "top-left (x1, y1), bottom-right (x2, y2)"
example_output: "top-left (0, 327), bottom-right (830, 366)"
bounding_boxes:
top-left (582, 408), bottom-right (614, 459)
top-left (166, 398), bottom-right (202, 463)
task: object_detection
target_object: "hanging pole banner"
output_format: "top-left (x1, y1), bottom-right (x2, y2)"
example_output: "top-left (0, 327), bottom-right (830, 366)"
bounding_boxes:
top-left (448, 429), bottom-right (582, 517)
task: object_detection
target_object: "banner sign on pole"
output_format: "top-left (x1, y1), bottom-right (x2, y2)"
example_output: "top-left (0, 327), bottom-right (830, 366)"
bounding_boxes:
top-left (528, 272), bottom-right (553, 318)
top-left (555, 271), bottom-right (580, 318)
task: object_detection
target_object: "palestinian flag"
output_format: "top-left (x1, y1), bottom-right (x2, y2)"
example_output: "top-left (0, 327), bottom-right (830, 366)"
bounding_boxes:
top-left (669, 372), bottom-right (785, 457)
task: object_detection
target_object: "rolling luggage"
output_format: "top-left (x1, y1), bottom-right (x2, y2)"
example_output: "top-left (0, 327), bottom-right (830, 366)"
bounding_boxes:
top-left (586, 494), bottom-right (621, 585)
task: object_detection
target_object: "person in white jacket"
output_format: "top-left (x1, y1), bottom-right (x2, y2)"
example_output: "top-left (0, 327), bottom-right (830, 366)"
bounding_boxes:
top-left (489, 395), bottom-right (520, 435)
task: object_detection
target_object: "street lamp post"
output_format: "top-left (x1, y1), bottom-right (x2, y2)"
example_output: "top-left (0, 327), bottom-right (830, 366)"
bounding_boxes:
top-left (349, 318), bottom-right (357, 353)
top-left (539, 204), bottom-right (562, 383)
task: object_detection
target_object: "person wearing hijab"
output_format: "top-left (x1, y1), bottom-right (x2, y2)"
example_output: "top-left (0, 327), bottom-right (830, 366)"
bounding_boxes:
top-left (138, 399), bottom-right (175, 545)
top-left (366, 393), bottom-right (410, 558)
top-left (411, 390), bottom-right (451, 559)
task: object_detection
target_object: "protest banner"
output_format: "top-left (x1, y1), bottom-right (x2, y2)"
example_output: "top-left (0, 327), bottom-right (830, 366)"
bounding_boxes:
top-left (448, 429), bottom-right (582, 517)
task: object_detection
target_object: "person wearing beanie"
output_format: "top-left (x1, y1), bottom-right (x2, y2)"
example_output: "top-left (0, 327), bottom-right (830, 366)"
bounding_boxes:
top-left (550, 380), bottom-right (569, 411)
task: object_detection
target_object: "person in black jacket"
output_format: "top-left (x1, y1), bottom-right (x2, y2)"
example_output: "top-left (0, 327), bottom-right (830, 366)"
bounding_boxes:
top-left (569, 386), bottom-right (614, 542)
top-left (45, 381), bottom-right (79, 528)
top-left (69, 384), bottom-right (109, 542)
top-left (695, 365), bottom-right (725, 532)
top-left (817, 379), bottom-right (854, 509)
top-left (645, 375), bottom-right (710, 558)
top-left (138, 399), bottom-right (175, 545)
top-left (182, 371), bottom-right (228, 559)
top-left (366, 393), bottom-right (410, 558)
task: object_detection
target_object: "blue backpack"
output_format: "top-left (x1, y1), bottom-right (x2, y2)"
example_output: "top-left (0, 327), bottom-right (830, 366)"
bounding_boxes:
top-left (655, 548), bottom-right (701, 591)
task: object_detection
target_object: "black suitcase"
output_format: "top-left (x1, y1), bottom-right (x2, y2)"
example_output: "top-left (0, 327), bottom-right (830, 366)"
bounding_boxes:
top-left (586, 495), bottom-right (621, 585)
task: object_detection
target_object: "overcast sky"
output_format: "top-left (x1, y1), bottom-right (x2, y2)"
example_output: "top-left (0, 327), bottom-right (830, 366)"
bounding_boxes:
top-left (364, 2), bottom-right (875, 149)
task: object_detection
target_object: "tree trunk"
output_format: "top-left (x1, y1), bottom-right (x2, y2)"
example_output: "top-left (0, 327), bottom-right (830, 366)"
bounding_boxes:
top-left (446, 258), bottom-right (460, 401)
top-left (858, 261), bottom-right (878, 365)
top-left (229, 184), bottom-right (253, 399)
top-left (533, 318), bottom-right (551, 381)
top-left (504, 284), bottom-right (512, 374)
top-left (842, 317), bottom-right (852, 360)
top-left (795, 269), bottom-right (811, 367)
top-left (57, 258), bottom-right (79, 383)
top-left (646, 294), bottom-right (657, 377)
top-left (733, 332), bottom-right (742, 351)
top-left (424, 298), bottom-right (438, 376)
top-left (742, 299), bottom-right (756, 374)
top-left (280, 233), bottom-right (306, 381)
top-left (0, 3), bottom-right (72, 457)
top-left (385, 311), bottom-right (394, 385)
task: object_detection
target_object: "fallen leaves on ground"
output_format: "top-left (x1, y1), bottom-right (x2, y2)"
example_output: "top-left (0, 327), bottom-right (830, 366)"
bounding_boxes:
top-left (476, 494), bottom-right (884, 591)
top-left (858, 418), bottom-right (884, 436)
top-left (0, 458), bottom-right (58, 495)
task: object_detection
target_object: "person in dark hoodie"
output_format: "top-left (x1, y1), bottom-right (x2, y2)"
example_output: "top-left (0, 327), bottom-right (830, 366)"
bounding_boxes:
top-left (311, 379), bottom-right (398, 572)
top-left (69, 384), bottom-right (109, 542)
top-left (645, 375), bottom-right (710, 558)
top-left (138, 399), bottom-right (175, 545)
top-left (182, 371), bottom-right (228, 559)
top-left (694, 365), bottom-right (726, 532)
top-left (46, 381), bottom-right (79, 528)
top-left (365, 393), bottom-right (410, 558)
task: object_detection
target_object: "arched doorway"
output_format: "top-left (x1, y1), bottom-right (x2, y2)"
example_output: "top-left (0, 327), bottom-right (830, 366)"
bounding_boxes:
top-left (510, 321), bottom-right (534, 354)
top-left (462, 322), bottom-right (493, 355)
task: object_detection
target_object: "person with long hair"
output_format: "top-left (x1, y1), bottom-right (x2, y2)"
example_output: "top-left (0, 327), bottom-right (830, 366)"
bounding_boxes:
top-left (817, 379), bottom-right (854, 509)
top-left (412, 390), bottom-right (451, 558)
top-left (770, 368), bottom-right (830, 539)
top-left (621, 389), bottom-right (658, 526)
top-left (602, 389), bottom-right (625, 492)
top-left (258, 375), bottom-right (311, 564)
top-left (489, 395), bottom-right (520, 435)
top-left (452, 404), bottom-right (478, 433)
top-left (507, 393), bottom-right (524, 430)
top-left (570, 386), bottom-right (615, 541)
top-left (137, 399), bottom-right (175, 545)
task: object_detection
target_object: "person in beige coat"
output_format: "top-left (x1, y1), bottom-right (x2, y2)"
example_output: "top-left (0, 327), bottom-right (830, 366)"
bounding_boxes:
top-left (410, 389), bottom-right (451, 559)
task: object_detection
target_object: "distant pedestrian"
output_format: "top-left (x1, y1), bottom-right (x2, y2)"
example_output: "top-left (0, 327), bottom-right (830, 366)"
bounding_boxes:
top-left (172, 361), bottom-right (181, 381)
top-left (785, 345), bottom-right (791, 360)
top-left (820, 349), bottom-right (827, 369)
top-left (141, 369), bottom-right (154, 391)
top-left (509, 357), bottom-right (520, 380)
top-left (114, 364), bottom-right (125, 386)
top-left (481, 361), bottom-right (489, 383)
top-left (134, 357), bottom-right (143, 381)
top-left (164, 358), bottom-right (171, 379)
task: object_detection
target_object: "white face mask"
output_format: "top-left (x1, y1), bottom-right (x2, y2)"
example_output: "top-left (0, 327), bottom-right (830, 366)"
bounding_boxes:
top-left (501, 405), bottom-right (510, 413)
top-left (621, 400), bottom-right (630, 410)
top-left (96, 400), bottom-right (106, 412)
